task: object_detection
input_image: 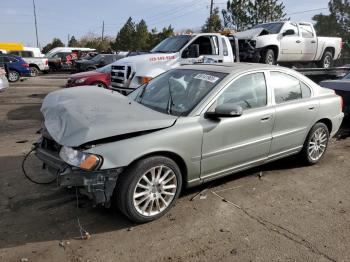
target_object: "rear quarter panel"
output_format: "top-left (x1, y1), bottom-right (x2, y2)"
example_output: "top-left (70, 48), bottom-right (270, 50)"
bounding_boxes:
top-left (315, 37), bottom-right (342, 60)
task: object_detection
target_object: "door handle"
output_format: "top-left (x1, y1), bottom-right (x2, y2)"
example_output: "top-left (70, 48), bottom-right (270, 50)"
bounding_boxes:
top-left (261, 115), bottom-right (271, 121)
top-left (311, 40), bottom-right (316, 43)
top-left (308, 106), bottom-right (315, 110)
top-left (296, 40), bottom-right (301, 43)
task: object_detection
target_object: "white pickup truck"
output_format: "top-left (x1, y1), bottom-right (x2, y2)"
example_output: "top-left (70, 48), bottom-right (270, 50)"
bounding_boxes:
top-left (8, 49), bottom-right (49, 76)
top-left (110, 33), bottom-right (234, 93)
top-left (234, 21), bottom-right (342, 68)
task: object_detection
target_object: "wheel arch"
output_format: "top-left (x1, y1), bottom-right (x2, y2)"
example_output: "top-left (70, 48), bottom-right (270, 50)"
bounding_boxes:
top-left (262, 45), bottom-right (279, 60)
top-left (316, 118), bottom-right (333, 134)
top-left (29, 63), bottom-right (40, 70)
top-left (323, 47), bottom-right (335, 58)
top-left (128, 151), bottom-right (188, 189)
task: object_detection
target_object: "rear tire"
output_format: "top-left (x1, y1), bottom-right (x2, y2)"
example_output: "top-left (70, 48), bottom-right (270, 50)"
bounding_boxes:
top-left (29, 66), bottom-right (40, 77)
top-left (8, 70), bottom-right (20, 82)
top-left (114, 156), bottom-right (182, 223)
top-left (300, 122), bottom-right (329, 165)
top-left (318, 51), bottom-right (333, 69)
top-left (261, 49), bottom-right (276, 65)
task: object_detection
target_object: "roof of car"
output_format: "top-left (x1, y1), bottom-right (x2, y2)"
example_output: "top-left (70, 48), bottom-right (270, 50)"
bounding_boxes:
top-left (180, 62), bottom-right (287, 74)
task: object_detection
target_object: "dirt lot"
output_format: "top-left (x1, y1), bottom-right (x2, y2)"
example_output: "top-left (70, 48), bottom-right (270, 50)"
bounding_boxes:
top-left (0, 75), bottom-right (349, 262)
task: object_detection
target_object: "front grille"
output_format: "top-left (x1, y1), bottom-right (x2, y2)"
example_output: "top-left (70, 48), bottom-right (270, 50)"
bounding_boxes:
top-left (41, 136), bottom-right (61, 153)
top-left (111, 65), bottom-right (133, 88)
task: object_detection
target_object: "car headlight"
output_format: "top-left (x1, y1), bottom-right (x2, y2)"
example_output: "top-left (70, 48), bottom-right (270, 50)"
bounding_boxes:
top-left (75, 77), bottom-right (87, 84)
top-left (59, 146), bottom-right (102, 170)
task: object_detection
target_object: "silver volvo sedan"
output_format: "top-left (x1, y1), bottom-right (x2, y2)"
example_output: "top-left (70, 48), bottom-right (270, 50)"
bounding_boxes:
top-left (35, 63), bottom-right (344, 222)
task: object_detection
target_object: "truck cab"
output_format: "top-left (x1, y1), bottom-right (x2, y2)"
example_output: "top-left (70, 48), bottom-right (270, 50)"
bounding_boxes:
top-left (235, 21), bottom-right (342, 68)
top-left (111, 33), bottom-right (234, 93)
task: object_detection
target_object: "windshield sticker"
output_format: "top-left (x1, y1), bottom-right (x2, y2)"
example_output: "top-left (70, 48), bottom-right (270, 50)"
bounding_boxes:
top-left (149, 55), bottom-right (176, 62)
top-left (194, 74), bottom-right (220, 83)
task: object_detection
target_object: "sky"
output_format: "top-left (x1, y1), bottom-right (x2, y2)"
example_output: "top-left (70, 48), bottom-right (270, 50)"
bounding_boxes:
top-left (0, 0), bottom-right (330, 48)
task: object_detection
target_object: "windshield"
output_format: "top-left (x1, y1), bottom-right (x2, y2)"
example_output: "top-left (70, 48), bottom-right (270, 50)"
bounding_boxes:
top-left (343, 73), bottom-right (350, 80)
top-left (96, 64), bottom-right (112, 73)
top-left (90, 54), bottom-right (103, 62)
top-left (252, 22), bottom-right (284, 34)
top-left (151, 35), bottom-right (192, 53)
top-left (129, 69), bottom-right (227, 116)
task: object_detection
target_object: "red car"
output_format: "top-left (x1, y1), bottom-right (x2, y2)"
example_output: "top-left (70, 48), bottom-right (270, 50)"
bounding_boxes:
top-left (66, 64), bottom-right (111, 88)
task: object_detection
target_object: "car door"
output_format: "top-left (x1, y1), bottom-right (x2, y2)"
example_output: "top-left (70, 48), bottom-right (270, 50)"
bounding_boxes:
top-left (268, 71), bottom-right (318, 159)
top-left (200, 72), bottom-right (275, 179)
top-left (299, 23), bottom-right (317, 61)
top-left (279, 22), bottom-right (303, 61)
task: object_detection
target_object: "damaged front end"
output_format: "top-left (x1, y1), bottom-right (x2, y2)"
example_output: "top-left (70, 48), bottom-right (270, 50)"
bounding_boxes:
top-left (234, 28), bottom-right (270, 62)
top-left (35, 129), bottom-right (123, 207)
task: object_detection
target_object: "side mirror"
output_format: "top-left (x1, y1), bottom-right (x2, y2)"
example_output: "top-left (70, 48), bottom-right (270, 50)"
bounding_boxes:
top-left (205, 103), bottom-right (243, 119)
top-left (283, 29), bottom-right (295, 37)
top-left (188, 44), bottom-right (200, 58)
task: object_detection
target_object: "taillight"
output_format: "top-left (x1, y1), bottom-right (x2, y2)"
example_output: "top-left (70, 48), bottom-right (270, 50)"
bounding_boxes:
top-left (22, 63), bottom-right (29, 68)
top-left (341, 41), bottom-right (344, 50)
top-left (45, 60), bottom-right (48, 65)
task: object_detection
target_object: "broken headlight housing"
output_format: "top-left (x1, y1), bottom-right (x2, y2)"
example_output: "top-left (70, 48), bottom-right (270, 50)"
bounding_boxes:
top-left (59, 146), bottom-right (102, 170)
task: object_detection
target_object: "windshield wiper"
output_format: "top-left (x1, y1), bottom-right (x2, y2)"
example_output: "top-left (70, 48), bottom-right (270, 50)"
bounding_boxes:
top-left (167, 78), bottom-right (174, 115)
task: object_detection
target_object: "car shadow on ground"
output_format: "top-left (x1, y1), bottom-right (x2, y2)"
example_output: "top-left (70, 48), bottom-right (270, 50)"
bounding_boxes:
top-left (7, 105), bottom-right (43, 121)
top-left (0, 151), bottom-right (329, 249)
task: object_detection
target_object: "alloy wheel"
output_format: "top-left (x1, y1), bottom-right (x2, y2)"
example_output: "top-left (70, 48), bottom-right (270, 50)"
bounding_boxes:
top-left (8, 71), bottom-right (19, 82)
top-left (323, 56), bottom-right (331, 68)
top-left (133, 165), bottom-right (177, 217)
top-left (308, 127), bottom-right (328, 161)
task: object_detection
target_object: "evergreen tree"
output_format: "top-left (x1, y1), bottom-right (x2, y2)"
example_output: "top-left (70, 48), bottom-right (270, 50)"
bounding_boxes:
top-left (42, 38), bottom-right (65, 54)
top-left (68, 35), bottom-right (78, 47)
top-left (222, 0), bottom-right (251, 30)
top-left (114, 17), bottom-right (136, 51)
top-left (135, 19), bottom-right (149, 50)
top-left (202, 7), bottom-right (223, 32)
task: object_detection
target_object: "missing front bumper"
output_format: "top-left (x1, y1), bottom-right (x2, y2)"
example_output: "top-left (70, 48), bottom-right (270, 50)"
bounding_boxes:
top-left (35, 145), bottom-right (124, 207)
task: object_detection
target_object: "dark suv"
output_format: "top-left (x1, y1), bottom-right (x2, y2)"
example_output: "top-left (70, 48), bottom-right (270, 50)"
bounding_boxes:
top-left (74, 54), bottom-right (122, 72)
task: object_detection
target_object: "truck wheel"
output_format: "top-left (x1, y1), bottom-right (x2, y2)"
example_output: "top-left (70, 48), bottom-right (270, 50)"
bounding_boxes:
top-left (114, 156), bottom-right (182, 223)
top-left (29, 66), bottom-right (40, 77)
top-left (300, 122), bottom-right (329, 165)
top-left (8, 70), bottom-right (20, 82)
top-left (318, 51), bottom-right (333, 69)
top-left (261, 49), bottom-right (276, 65)
top-left (92, 81), bottom-right (107, 89)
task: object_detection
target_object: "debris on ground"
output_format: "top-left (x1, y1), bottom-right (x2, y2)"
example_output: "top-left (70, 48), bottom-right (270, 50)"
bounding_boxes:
top-left (82, 232), bottom-right (91, 240)
top-left (20, 258), bottom-right (29, 262)
top-left (16, 140), bottom-right (28, 144)
top-left (258, 171), bottom-right (263, 179)
top-left (127, 227), bottom-right (134, 232)
top-left (59, 241), bottom-right (65, 248)
top-left (190, 188), bottom-right (208, 201)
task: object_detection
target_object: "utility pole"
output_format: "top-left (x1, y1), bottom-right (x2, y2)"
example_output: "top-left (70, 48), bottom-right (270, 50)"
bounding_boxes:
top-left (67, 34), bottom-right (70, 46)
top-left (101, 21), bottom-right (105, 41)
top-left (32, 0), bottom-right (39, 47)
top-left (209, 0), bottom-right (214, 32)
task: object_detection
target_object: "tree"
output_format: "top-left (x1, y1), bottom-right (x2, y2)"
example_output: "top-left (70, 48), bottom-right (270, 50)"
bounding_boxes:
top-left (68, 35), bottom-right (78, 47)
top-left (114, 17), bottom-right (136, 51)
top-left (202, 7), bottom-right (223, 32)
top-left (42, 38), bottom-right (65, 54)
top-left (222, 0), bottom-right (286, 31)
top-left (248, 0), bottom-right (286, 25)
top-left (135, 19), bottom-right (149, 50)
top-left (313, 0), bottom-right (350, 55)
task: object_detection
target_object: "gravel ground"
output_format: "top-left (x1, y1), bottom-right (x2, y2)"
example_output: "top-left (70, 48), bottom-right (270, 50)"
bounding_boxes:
top-left (0, 74), bottom-right (349, 262)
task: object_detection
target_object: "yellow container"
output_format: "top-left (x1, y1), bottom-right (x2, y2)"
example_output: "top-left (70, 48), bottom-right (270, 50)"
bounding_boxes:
top-left (0, 42), bottom-right (24, 51)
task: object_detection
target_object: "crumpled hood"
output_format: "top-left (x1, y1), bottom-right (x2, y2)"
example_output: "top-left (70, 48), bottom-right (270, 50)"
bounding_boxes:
top-left (41, 86), bottom-right (177, 147)
top-left (70, 70), bottom-right (104, 79)
top-left (234, 28), bottom-right (270, 40)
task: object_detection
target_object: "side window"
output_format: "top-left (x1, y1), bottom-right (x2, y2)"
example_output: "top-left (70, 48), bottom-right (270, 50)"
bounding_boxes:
top-left (270, 72), bottom-right (312, 103)
top-left (9, 51), bottom-right (20, 56)
top-left (8, 56), bottom-right (18, 63)
top-left (299, 24), bottom-right (314, 38)
top-left (22, 51), bottom-right (33, 58)
top-left (282, 23), bottom-right (299, 36)
top-left (214, 73), bottom-right (267, 110)
top-left (191, 36), bottom-right (218, 55)
top-left (222, 38), bottom-right (228, 56)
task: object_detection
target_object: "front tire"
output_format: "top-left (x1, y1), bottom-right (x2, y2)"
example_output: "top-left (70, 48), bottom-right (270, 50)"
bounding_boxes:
top-left (8, 70), bottom-right (20, 82)
top-left (261, 49), bottom-right (276, 65)
top-left (114, 156), bottom-right (182, 223)
top-left (300, 123), bottom-right (329, 165)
